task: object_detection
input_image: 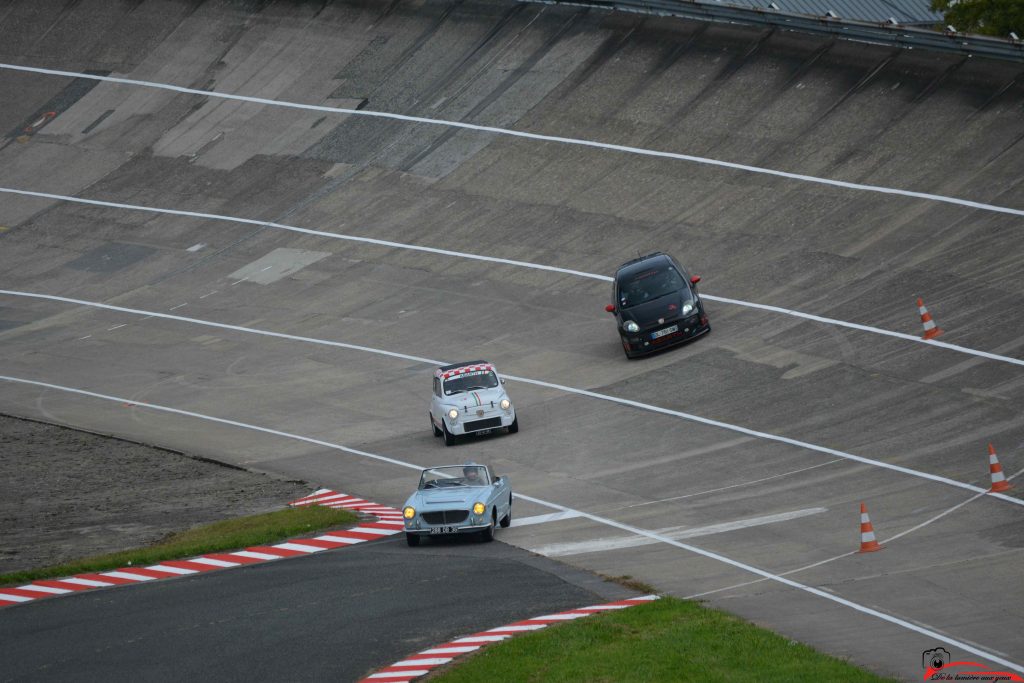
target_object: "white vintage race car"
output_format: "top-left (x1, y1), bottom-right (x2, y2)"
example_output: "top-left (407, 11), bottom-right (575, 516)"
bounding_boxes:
top-left (429, 360), bottom-right (519, 446)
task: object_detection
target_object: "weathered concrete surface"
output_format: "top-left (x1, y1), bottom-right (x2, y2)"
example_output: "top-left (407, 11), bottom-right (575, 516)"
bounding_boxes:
top-left (0, 414), bottom-right (309, 574)
top-left (1, 0), bottom-right (1023, 679)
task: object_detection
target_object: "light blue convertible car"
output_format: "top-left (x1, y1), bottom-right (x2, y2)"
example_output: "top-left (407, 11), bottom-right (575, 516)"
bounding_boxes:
top-left (402, 463), bottom-right (512, 546)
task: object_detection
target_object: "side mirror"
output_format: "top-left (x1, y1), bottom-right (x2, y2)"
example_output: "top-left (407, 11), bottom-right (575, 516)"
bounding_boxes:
top-left (493, 477), bottom-right (502, 485)
top-left (500, 378), bottom-right (506, 385)
top-left (690, 275), bottom-right (701, 285)
top-left (605, 304), bottom-right (616, 313)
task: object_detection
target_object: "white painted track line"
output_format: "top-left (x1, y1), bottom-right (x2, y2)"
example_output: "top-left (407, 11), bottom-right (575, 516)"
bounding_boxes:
top-left (0, 373), bottom-right (1019, 675)
top-left (505, 373), bottom-right (1022, 507)
top-left (2, 187), bottom-right (1021, 369)
top-left (1, 63), bottom-right (1023, 218)
top-left (531, 507), bottom-right (828, 557)
top-left (509, 510), bottom-right (584, 527)
top-left (3, 290), bottom-right (1020, 507)
top-left (621, 459), bottom-right (844, 509)
top-left (706, 294), bottom-right (1024, 369)
top-left (687, 466), bottom-right (1024, 601)
top-left (0, 187), bottom-right (609, 280)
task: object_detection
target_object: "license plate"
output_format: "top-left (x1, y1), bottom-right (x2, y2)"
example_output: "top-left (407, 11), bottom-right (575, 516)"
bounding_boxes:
top-left (651, 325), bottom-right (679, 339)
top-left (430, 526), bottom-right (458, 534)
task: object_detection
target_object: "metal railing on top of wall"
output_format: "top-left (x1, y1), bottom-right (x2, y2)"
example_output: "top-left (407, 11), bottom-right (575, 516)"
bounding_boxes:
top-left (524, 0), bottom-right (1024, 63)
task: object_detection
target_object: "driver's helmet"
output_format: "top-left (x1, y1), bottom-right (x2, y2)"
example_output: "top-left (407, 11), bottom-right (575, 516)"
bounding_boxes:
top-left (463, 463), bottom-right (483, 483)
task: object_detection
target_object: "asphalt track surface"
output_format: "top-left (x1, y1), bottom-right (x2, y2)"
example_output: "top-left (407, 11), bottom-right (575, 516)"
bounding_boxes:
top-left (0, 535), bottom-right (630, 681)
top-left (1, 1), bottom-right (1023, 681)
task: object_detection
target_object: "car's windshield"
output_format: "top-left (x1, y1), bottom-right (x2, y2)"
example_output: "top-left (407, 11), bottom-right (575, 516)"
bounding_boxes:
top-left (419, 466), bottom-right (490, 489)
top-left (618, 265), bottom-right (686, 308)
top-left (443, 370), bottom-right (499, 395)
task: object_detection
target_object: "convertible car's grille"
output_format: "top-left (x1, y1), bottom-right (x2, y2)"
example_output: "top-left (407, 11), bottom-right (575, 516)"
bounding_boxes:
top-left (422, 510), bottom-right (470, 525)
top-left (464, 417), bottom-right (502, 432)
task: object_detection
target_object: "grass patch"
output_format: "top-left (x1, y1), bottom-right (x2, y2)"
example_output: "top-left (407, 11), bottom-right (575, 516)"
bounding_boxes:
top-left (0, 505), bottom-right (358, 586)
top-left (431, 596), bottom-right (896, 683)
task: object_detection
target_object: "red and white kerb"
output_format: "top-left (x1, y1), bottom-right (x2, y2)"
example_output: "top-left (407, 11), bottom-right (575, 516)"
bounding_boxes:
top-left (435, 364), bottom-right (494, 380)
top-left (0, 490), bottom-right (403, 609)
top-left (358, 595), bottom-right (659, 682)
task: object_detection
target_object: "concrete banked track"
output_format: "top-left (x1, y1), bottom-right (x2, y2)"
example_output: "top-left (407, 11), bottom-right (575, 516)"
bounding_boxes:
top-left (1, 1), bottom-right (1022, 679)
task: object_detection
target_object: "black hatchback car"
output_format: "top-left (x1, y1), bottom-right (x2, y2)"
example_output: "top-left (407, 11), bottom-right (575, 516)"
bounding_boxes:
top-left (605, 252), bottom-right (710, 358)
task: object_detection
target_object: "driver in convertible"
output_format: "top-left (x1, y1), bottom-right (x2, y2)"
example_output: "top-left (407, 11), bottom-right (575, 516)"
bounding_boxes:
top-left (463, 465), bottom-right (485, 485)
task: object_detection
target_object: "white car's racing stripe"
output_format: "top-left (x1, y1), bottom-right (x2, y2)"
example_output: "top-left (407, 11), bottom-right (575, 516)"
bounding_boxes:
top-left (0, 373), bottom-right (1019, 675)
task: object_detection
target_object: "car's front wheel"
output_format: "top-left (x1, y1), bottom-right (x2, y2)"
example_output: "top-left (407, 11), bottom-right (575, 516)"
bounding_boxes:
top-left (430, 413), bottom-right (442, 437)
top-left (442, 423), bottom-right (456, 446)
top-left (507, 416), bottom-right (519, 434)
top-left (479, 515), bottom-right (495, 543)
top-left (406, 533), bottom-right (420, 547)
top-left (500, 495), bottom-right (512, 528)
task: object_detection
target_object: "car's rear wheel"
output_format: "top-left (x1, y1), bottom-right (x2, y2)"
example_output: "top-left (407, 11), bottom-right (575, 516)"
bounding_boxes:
top-left (430, 413), bottom-right (442, 437)
top-left (406, 533), bottom-right (420, 547)
top-left (442, 423), bottom-right (456, 446)
top-left (507, 416), bottom-right (519, 434)
top-left (500, 494), bottom-right (512, 528)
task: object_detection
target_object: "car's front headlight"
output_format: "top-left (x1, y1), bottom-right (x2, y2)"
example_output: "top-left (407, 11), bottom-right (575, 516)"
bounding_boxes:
top-left (682, 303), bottom-right (694, 316)
top-left (472, 502), bottom-right (486, 515)
top-left (447, 408), bottom-right (459, 420)
top-left (404, 506), bottom-right (416, 519)
top-left (500, 398), bottom-right (511, 410)
top-left (624, 321), bottom-right (640, 333)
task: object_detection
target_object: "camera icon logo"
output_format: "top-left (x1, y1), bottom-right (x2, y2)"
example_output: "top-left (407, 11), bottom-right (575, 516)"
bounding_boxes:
top-left (922, 647), bottom-right (950, 670)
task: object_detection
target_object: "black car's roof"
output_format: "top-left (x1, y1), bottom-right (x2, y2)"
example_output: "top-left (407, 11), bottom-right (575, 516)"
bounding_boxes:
top-left (614, 252), bottom-right (671, 280)
top-left (438, 360), bottom-right (489, 372)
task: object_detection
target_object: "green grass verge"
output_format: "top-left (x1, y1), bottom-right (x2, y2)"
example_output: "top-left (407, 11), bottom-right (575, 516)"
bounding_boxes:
top-left (431, 596), bottom-right (896, 683)
top-left (0, 505), bottom-right (358, 587)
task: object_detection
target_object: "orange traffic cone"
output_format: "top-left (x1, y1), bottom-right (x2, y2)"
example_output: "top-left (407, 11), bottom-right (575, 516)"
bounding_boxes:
top-left (917, 297), bottom-right (943, 339)
top-left (858, 503), bottom-right (883, 553)
top-left (988, 443), bottom-right (1013, 493)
